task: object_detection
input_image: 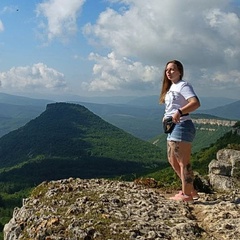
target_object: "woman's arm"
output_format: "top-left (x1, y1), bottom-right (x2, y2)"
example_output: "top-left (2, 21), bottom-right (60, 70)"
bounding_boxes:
top-left (172, 96), bottom-right (200, 123)
top-left (179, 96), bottom-right (200, 115)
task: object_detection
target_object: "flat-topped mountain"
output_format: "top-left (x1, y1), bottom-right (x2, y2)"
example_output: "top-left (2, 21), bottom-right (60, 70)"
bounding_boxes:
top-left (0, 102), bottom-right (164, 185)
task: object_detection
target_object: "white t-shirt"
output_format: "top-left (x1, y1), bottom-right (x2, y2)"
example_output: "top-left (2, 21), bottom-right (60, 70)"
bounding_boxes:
top-left (164, 80), bottom-right (197, 121)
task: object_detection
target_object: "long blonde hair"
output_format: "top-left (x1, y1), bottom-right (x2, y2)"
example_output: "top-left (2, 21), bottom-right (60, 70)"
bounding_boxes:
top-left (159, 60), bottom-right (184, 104)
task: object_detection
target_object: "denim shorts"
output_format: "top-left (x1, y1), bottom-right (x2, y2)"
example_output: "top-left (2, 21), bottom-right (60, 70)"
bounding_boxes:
top-left (167, 120), bottom-right (196, 142)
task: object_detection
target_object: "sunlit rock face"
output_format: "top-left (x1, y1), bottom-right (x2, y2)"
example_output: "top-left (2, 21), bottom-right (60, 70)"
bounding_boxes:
top-left (209, 149), bottom-right (240, 191)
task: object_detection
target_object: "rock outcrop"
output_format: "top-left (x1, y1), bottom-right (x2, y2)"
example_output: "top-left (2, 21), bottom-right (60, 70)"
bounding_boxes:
top-left (4, 178), bottom-right (240, 240)
top-left (209, 149), bottom-right (240, 191)
top-left (192, 119), bottom-right (237, 127)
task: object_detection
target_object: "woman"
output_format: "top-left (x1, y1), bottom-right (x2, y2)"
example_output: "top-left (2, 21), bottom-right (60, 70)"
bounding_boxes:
top-left (160, 60), bottom-right (200, 202)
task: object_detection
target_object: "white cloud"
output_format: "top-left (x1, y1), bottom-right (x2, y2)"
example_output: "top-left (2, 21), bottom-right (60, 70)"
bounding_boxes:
top-left (36, 0), bottom-right (85, 42)
top-left (201, 69), bottom-right (240, 86)
top-left (0, 20), bottom-right (4, 32)
top-left (83, 0), bottom-right (240, 96)
top-left (84, 0), bottom-right (236, 62)
top-left (0, 63), bottom-right (67, 92)
top-left (83, 52), bottom-right (161, 91)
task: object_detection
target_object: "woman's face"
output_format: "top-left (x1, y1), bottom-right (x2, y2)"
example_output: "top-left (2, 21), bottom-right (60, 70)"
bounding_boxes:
top-left (165, 63), bottom-right (181, 83)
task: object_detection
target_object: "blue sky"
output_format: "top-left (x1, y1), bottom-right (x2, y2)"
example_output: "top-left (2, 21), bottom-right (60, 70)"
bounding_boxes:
top-left (0, 0), bottom-right (240, 101)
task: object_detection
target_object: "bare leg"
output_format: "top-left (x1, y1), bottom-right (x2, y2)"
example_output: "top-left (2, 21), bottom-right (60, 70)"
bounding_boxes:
top-left (176, 141), bottom-right (194, 196)
top-left (168, 140), bottom-right (195, 196)
top-left (167, 141), bottom-right (181, 178)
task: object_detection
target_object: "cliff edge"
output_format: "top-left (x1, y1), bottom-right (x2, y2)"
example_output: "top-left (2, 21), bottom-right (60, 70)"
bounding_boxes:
top-left (4, 177), bottom-right (240, 240)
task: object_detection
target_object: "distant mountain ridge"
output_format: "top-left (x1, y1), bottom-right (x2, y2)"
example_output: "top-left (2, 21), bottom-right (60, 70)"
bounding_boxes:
top-left (125, 95), bottom-right (238, 109)
top-left (198, 100), bottom-right (240, 120)
top-left (0, 92), bottom-right (239, 141)
top-left (0, 92), bottom-right (238, 109)
top-left (0, 92), bottom-right (52, 106)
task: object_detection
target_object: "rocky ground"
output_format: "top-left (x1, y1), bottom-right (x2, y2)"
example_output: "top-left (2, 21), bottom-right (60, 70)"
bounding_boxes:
top-left (4, 178), bottom-right (240, 240)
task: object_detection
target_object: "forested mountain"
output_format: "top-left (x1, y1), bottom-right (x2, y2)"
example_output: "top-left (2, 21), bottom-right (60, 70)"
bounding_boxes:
top-left (0, 102), bottom-right (166, 237)
top-left (0, 102), bottom-right (165, 185)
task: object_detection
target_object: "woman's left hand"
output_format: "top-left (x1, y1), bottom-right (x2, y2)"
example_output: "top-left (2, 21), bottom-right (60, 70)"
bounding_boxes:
top-left (172, 110), bottom-right (181, 123)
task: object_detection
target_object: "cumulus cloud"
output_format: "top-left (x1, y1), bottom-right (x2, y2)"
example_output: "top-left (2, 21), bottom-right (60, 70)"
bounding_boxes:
top-left (84, 0), bottom-right (236, 62)
top-left (0, 63), bottom-right (67, 92)
top-left (83, 52), bottom-right (161, 91)
top-left (199, 68), bottom-right (240, 88)
top-left (36, 0), bottom-right (85, 42)
top-left (83, 0), bottom-right (240, 96)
